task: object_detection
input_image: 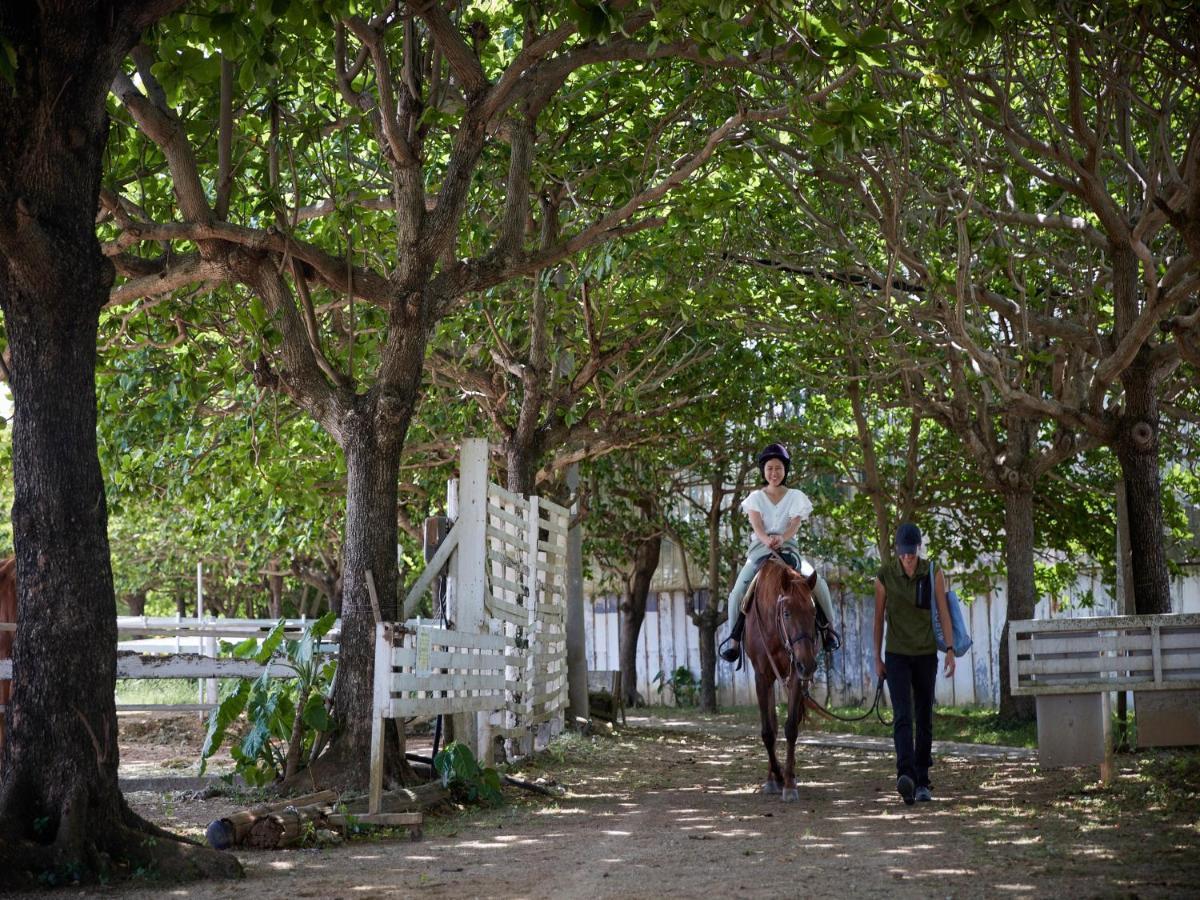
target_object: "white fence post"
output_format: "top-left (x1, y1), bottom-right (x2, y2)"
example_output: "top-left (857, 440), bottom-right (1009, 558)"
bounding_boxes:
top-left (525, 494), bottom-right (541, 756)
top-left (452, 438), bottom-right (490, 763)
top-left (196, 563), bottom-right (218, 712)
top-left (368, 623), bottom-right (390, 814)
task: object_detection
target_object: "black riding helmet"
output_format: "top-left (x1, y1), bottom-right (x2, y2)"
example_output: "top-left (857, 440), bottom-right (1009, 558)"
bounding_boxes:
top-left (757, 443), bottom-right (790, 483)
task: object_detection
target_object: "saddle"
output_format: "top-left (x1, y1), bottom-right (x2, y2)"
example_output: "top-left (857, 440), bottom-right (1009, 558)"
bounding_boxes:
top-left (737, 553), bottom-right (841, 652)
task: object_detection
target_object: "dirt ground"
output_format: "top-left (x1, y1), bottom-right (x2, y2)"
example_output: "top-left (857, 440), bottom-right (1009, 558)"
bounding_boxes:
top-left (41, 710), bottom-right (1200, 899)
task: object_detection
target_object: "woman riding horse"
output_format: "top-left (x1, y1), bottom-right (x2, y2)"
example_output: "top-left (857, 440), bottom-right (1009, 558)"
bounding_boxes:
top-left (742, 556), bottom-right (820, 802)
top-left (719, 444), bottom-right (839, 664)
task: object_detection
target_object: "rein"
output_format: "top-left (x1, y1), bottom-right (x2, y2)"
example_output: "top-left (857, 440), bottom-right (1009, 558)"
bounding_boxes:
top-left (801, 676), bottom-right (893, 725)
top-left (749, 589), bottom-right (791, 685)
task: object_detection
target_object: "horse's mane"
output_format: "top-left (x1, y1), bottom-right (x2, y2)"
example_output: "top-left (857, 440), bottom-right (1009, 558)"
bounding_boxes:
top-left (755, 558), bottom-right (807, 605)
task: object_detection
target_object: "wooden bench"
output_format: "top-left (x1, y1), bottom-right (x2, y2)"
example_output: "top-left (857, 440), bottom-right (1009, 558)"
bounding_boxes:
top-left (1009, 613), bottom-right (1200, 778)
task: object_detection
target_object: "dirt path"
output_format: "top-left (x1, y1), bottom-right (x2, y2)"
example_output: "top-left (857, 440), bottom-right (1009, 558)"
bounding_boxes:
top-left (92, 712), bottom-right (1200, 898)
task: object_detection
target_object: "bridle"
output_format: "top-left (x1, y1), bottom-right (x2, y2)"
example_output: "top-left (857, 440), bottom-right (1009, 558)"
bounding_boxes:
top-left (749, 566), bottom-right (817, 687)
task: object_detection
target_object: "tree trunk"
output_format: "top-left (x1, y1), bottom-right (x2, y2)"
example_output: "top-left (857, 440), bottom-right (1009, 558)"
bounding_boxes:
top-left (267, 563), bottom-right (284, 619)
top-left (618, 532), bottom-right (661, 707)
top-left (0, 2), bottom-right (239, 888)
top-left (847, 358), bottom-right (891, 558)
top-left (998, 485), bottom-right (1036, 721)
top-left (122, 590), bottom-right (147, 616)
top-left (312, 416), bottom-right (405, 789)
top-left (505, 431), bottom-right (543, 496)
top-left (695, 595), bottom-right (719, 712)
top-left (1115, 352), bottom-right (1172, 615)
top-left (694, 481), bottom-right (726, 713)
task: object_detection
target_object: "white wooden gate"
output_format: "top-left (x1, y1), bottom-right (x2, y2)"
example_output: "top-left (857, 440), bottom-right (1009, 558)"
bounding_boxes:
top-left (370, 439), bottom-right (568, 805)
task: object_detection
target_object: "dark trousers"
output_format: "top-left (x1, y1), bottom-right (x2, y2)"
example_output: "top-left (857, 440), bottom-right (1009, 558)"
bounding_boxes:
top-left (885, 651), bottom-right (938, 788)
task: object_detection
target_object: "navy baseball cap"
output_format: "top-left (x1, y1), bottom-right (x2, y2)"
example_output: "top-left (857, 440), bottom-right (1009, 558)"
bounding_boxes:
top-left (895, 523), bottom-right (922, 555)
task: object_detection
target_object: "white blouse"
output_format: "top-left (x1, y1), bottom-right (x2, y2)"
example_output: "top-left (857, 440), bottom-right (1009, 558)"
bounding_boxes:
top-left (741, 488), bottom-right (813, 548)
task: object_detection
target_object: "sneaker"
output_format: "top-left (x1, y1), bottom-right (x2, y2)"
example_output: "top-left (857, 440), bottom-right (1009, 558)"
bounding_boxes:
top-left (897, 775), bottom-right (915, 806)
top-left (915, 785), bottom-right (932, 802)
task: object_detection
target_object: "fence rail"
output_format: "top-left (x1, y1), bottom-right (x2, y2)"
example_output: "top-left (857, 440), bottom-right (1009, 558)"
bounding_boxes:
top-left (0, 616), bottom-right (338, 715)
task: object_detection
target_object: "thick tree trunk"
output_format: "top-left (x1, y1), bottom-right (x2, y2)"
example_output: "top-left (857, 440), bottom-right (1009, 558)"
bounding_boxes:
top-left (695, 597), bottom-right (719, 712)
top-left (1115, 353), bottom-right (1172, 615)
top-left (122, 590), bottom-right (148, 616)
top-left (0, 2), bottom-right (239, 888)
top-left (506, 441), bottom-right (540, 496)
top-left (998, 486), bottom-right (1036, 721)
top-left (694, 487), bottom-right (725, 713)
top-left (618, 532), bottom-right (661, 707)
top-left (311, 419), bottom-right (404, 789)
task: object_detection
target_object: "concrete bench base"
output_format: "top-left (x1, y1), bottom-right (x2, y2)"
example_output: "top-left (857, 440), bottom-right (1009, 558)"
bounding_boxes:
top-left (1135, 689), bottom-right (1200, 748)
top-left (1035, 692), bottom-right (1112, 770)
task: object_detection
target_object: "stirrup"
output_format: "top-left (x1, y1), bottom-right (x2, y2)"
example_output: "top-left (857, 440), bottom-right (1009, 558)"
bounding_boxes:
top-left (718, 636), bottom-right (741, 663)
top-left (820, 625), bottom-right (841, 652)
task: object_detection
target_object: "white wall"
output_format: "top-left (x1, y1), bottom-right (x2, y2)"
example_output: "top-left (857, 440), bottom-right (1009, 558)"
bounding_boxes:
top-left (585, 568), bottom-right (1200, 709)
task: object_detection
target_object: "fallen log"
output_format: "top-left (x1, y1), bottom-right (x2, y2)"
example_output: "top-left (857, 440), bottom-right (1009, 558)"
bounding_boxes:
top-left (205, 783), bottom-right (445, 850)
top-left (205, 790), bottom-right (336, 850)
top-left (337, 781), bottom-right (450, 815)
top-left (246, 800), bottom-right (334, 849)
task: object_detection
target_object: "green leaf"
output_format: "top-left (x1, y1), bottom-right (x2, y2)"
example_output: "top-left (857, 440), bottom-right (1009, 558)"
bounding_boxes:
top-left (230, 635), bottom-right (260, 658)
top-left (199, 680), bottom-right (250, 774)
top-left (254, 619), bottom-right (287, 664)
top-left (301, 693), bottom-right (335, 732)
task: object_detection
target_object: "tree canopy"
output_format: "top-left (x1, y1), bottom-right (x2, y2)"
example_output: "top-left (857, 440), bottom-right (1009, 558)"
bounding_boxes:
top-left (1, 0), bottom-right (1198, 884)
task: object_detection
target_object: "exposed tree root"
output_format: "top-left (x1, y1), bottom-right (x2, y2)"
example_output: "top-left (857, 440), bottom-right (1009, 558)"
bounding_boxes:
top-left (0, 820), bottom-right (242, 890)
top-left (0, 782), bottom-right (243, 890)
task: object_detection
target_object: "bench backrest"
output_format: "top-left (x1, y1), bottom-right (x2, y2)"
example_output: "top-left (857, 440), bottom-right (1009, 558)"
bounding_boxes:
top-left (1010, 613), bottom-right (1200, 695)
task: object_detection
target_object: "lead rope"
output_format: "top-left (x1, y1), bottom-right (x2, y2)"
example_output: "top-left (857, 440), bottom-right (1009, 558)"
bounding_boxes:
top-left (802, 676), bottom-right (893, 725)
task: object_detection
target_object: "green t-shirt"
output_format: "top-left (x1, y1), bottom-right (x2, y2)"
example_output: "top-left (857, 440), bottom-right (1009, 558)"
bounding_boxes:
top-left (877, 556), bottom-right (936, 656)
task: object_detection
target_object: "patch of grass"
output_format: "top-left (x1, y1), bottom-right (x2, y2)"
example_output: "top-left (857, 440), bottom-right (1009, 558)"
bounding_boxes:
top-left (931, 708), bottom-right (1038, 748)
top-left (1052, 747), bottom-right (1200, 819)
top-left (115, 678), bottom-right (203, 707)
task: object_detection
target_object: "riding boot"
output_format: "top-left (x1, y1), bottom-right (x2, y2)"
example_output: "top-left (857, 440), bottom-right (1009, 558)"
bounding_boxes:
top-left (719, 612), bottom-right (746, 662)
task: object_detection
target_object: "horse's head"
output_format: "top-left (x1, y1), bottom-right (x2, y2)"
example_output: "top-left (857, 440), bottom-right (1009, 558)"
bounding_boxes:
top-left (769, 563), bottom-right (819, 682)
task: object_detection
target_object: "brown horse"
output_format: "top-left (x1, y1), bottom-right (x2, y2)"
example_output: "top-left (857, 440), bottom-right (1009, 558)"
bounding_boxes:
top-left (0, 556), bottom-right (14, 772)
top-left (742, 558), bottom-right (820, 802)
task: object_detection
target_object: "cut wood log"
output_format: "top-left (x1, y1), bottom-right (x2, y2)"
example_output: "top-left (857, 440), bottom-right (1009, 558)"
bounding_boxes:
top-left (205, 790), bottom-right (337, 850)
top-left (338, 781), bottom-right (450, 815)
top-left (205, 784), bottom-right (445, 850)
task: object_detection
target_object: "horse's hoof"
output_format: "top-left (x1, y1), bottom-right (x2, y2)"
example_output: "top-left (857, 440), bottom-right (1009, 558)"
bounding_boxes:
top-left (781, 787), bottom-right (799, 803)
top-left (761, 781), bottom-right (782, 795)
